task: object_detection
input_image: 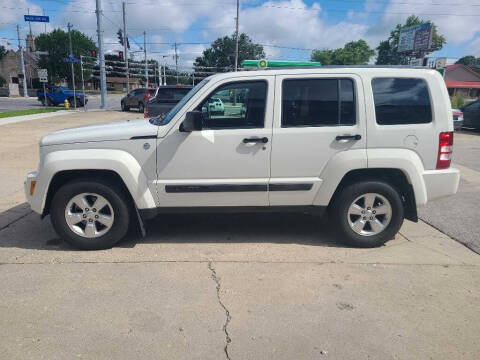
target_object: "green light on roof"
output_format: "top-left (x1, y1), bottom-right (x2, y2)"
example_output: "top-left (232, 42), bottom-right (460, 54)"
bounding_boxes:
top-left (241, 60), bottom-right (322, 68)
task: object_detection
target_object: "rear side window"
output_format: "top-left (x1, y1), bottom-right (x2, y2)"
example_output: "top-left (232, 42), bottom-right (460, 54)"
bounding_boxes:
top-left (282, 78), bottom-right (355, 127)
top-left (173, 88), bottom-right (191, 100)
top-left (372, 78), bottom-right (432, 125)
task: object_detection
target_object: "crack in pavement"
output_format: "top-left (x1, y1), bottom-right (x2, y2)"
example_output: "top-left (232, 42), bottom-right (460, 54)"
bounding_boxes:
top-left (208, 261), bottom-right (232, 360)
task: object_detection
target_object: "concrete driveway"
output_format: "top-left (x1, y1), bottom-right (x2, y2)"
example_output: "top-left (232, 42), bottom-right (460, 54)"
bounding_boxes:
top-left (0, 111), bottom-right (479, 360)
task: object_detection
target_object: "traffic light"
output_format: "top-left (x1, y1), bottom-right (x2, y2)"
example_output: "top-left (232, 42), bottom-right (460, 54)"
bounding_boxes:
top-left (91, 49), bottom-right (97, 57)
top-left (119, 51), bottom-right (124, 60)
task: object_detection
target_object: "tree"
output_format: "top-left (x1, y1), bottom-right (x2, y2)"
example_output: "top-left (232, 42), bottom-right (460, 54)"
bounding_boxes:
top-left (311, 40), bottom-right (374, 65)
top-left (376, 15), bottom-right (446, 65)
top-left (0, 45), bottom-right (7, 61)
top-left (456, 56), bottom-right (479, 67)
top-left (35, 29), bottom-right (96, 85)
top-left (194, 33), bottom-right (265, 72)
top-left (117, 29), bottom-right (130, 50)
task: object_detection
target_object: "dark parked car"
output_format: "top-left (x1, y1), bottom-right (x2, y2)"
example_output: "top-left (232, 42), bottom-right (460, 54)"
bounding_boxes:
top-left (460, 100), bottom-right (480, 129)
top-left (121, 88), bottom-right (156, 113)
top-left (144, 85), bottom-right (193, 118)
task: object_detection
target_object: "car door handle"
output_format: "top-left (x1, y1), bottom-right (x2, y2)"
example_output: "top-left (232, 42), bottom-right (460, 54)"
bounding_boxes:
top-left (243, 137), bottom-right (268, 144)
top-left (335, 134), bottom-right (361, 141)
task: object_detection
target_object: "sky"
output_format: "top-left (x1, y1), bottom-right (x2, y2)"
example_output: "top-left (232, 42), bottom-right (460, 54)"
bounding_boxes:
top-left (1, 0), bottom-right (480, 70)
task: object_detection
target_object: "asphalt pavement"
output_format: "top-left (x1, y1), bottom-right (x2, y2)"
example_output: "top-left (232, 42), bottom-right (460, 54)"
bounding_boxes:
top-left (0, 93), bottom-right (124, 112)
top-left (419, 130), bottom-right (480, 254)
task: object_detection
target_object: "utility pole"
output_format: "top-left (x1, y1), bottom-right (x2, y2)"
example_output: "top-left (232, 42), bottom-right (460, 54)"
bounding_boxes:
top-left (17, 25), bottom-right (28, 97)
top-left (95, 0), bottom-right (107, 109)
top-left (163, 60), bottom-right (166, 85)
top-left (67, 23), bottom-right (77, 108)
top-left (144, 31), bottom-right (148, 88)
top-left (234, 0), bottom-right (240, 71)
top-left (42, 9), bottom-right (47, 33)
top-left (174, 42), bottom-right (178, 83)
top-left (80, 55), bottom-right (87, 111)
top-left (122, 1), bottom-right (129, 93)
top-left (27, 9), bottom-right (32, 36)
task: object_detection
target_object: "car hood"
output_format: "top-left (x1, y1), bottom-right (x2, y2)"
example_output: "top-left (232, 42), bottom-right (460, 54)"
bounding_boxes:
top-left (40, 118), bottom-right (158, 146)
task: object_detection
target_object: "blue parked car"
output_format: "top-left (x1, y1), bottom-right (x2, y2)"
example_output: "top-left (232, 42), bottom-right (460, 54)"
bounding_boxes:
top-left (37, 86), bottom-right (87, 107)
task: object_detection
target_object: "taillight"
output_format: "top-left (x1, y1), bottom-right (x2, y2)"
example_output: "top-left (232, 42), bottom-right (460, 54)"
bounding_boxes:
top-left (436, 131), bottom-right (453, 169)
top-left (144, 105), bottom-right (149, 118)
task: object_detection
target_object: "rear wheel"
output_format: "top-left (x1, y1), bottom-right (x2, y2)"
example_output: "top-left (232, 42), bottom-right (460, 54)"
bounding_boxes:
top-left (331, 181), bottom-right (404, 248)
top-left (50, 179), bottom-right (131, 250)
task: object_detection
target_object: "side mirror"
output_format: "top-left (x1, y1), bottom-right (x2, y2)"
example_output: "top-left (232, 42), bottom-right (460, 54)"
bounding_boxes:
top-left (180, 111), bottom-right (203, 132)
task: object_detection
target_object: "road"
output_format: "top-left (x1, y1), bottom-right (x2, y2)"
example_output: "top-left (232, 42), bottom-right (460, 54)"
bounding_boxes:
top-left (419, 130), bottom-right (480, 253)
top-left (0, 93), bottom-right (124, 112)
top-left (0, 111), bottom-right (479, 359)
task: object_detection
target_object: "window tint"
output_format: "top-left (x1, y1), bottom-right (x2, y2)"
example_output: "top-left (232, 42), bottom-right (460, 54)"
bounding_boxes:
top-left (156, 88), bottom-right (174, 100)
top-left (466, 100), bottom-right (480, 110)
top-left (173, 88), bottom-right (191, 100)
top-left (198, 81), bottom-right (267, 129)
top-left (372, 78), bottom-right (432, 125)
top-left (282, 78), bottom-right (355, 127)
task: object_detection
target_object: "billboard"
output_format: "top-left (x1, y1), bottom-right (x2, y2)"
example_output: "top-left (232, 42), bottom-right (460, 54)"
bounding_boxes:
top-left (398, 23), bottom-right (433, 53)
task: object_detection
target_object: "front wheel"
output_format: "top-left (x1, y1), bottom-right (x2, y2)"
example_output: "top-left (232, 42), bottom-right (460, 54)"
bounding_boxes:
top-left (138, 102), bottom-right (144, 113)
top-left (331, 181), bottom-right (404, 248)
top-left (50, 180), bottom-right (131, 250)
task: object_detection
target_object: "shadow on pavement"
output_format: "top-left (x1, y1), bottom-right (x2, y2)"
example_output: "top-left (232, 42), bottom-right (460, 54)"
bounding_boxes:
top-left (0, 203), bottom-right (348, 251)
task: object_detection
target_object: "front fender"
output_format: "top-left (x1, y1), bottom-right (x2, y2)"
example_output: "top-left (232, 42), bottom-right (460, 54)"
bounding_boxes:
top-left (31, 149), bottom-right (157, 214)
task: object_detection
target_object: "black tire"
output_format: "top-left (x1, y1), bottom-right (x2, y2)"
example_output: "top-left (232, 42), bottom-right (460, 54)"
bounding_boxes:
top-left (121, 101), bottom-right (129, 111)
top-left (331, 181), bottom-right (404, 248)
top-left (50, 179), bottom-right (131, 250)
top-left (138, 102), bottom-right (144, 113)
top-left (77, 98), bottom-right (85, 107)
top-left (47, 97), bottom-right (54, 106)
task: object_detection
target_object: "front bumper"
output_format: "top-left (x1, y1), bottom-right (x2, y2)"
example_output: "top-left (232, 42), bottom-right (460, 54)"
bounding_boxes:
top-left (423, 167), bottom-right (460, 202)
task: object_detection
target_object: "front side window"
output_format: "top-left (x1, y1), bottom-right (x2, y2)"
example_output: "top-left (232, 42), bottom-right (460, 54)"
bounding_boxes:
top-left (282, 78), bottom-right (355, 127)
top-left (372, 78), bottom-right (432, 125)
top-left (198, 81), bottom-right (267, 129)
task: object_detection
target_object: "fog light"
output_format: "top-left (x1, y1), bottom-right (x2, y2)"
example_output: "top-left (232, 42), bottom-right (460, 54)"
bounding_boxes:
top-left (30, 180), bottom-right (36, 195)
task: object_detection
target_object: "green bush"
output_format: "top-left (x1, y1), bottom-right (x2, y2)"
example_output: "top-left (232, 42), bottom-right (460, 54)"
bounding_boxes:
top-left (0, 75), bottom-right (5, 87)
top-left (451, 96), bottom-right (465, 109)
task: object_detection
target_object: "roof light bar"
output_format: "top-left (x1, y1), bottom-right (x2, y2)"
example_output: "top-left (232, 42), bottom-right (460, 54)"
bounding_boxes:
top-left (241, 59), bottom-right (322, 68)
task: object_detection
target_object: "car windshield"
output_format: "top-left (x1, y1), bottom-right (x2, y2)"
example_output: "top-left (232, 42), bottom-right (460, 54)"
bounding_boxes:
top-left (150, 79), bottom-right (210, 126)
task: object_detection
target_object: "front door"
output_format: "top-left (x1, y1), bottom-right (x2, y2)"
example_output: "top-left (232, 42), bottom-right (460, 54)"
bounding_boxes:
top-left (155, 77), bottom-right (274, 207)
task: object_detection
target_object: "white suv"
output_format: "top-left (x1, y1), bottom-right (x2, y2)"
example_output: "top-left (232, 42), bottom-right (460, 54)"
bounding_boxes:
top-left (25, 67), bottom-right (460, 250)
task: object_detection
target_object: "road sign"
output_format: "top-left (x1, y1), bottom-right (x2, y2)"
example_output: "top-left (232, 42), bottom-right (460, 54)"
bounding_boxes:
top-left (35, 51), bottom-right (49, 56)
top-left (63, 55), bottom-right (81, 63)
top-left (24, 15), bottom-right (50, 23)
top-left (398, 23), bottom-right (433, 53)
top-left (38, 68), bottom-right (48, 82)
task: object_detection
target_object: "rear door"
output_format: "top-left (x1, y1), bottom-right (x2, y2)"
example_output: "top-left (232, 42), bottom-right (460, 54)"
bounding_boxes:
top-left (270, 73), bottom-right (366, 205)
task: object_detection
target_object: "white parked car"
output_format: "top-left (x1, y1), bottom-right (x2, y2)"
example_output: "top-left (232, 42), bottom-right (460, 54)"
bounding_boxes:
top-left (202, 97), bottom-right (224, 115)
top-left (25, 66), bottom-right (460, 250)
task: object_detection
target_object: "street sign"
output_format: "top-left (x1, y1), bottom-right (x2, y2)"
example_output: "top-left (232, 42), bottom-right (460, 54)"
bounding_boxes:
top-left (24, 15), bottom-right (50, 23)
top-left (63, 55), bottom-right (81, 63)
top-left (38, 68), bottom-right (48, 82)
top-left (398, 23), bottom-right (433, 53)
top-left (35, 51), bottom-right (49, 56)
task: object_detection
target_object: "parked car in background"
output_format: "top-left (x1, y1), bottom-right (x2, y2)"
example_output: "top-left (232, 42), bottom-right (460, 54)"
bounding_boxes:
top-left (37, 85), bottom-right (87, 107)
top-left (121, 88), bottom-right (156, 113)
top-left (452, 109), bottom-right (464, 130)
top-left (144, 85), bottom-right (193, 118)
top-left (460, 99), bottom-right (480, 129)
top-left (201, 97), bottom-right (225, 116)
